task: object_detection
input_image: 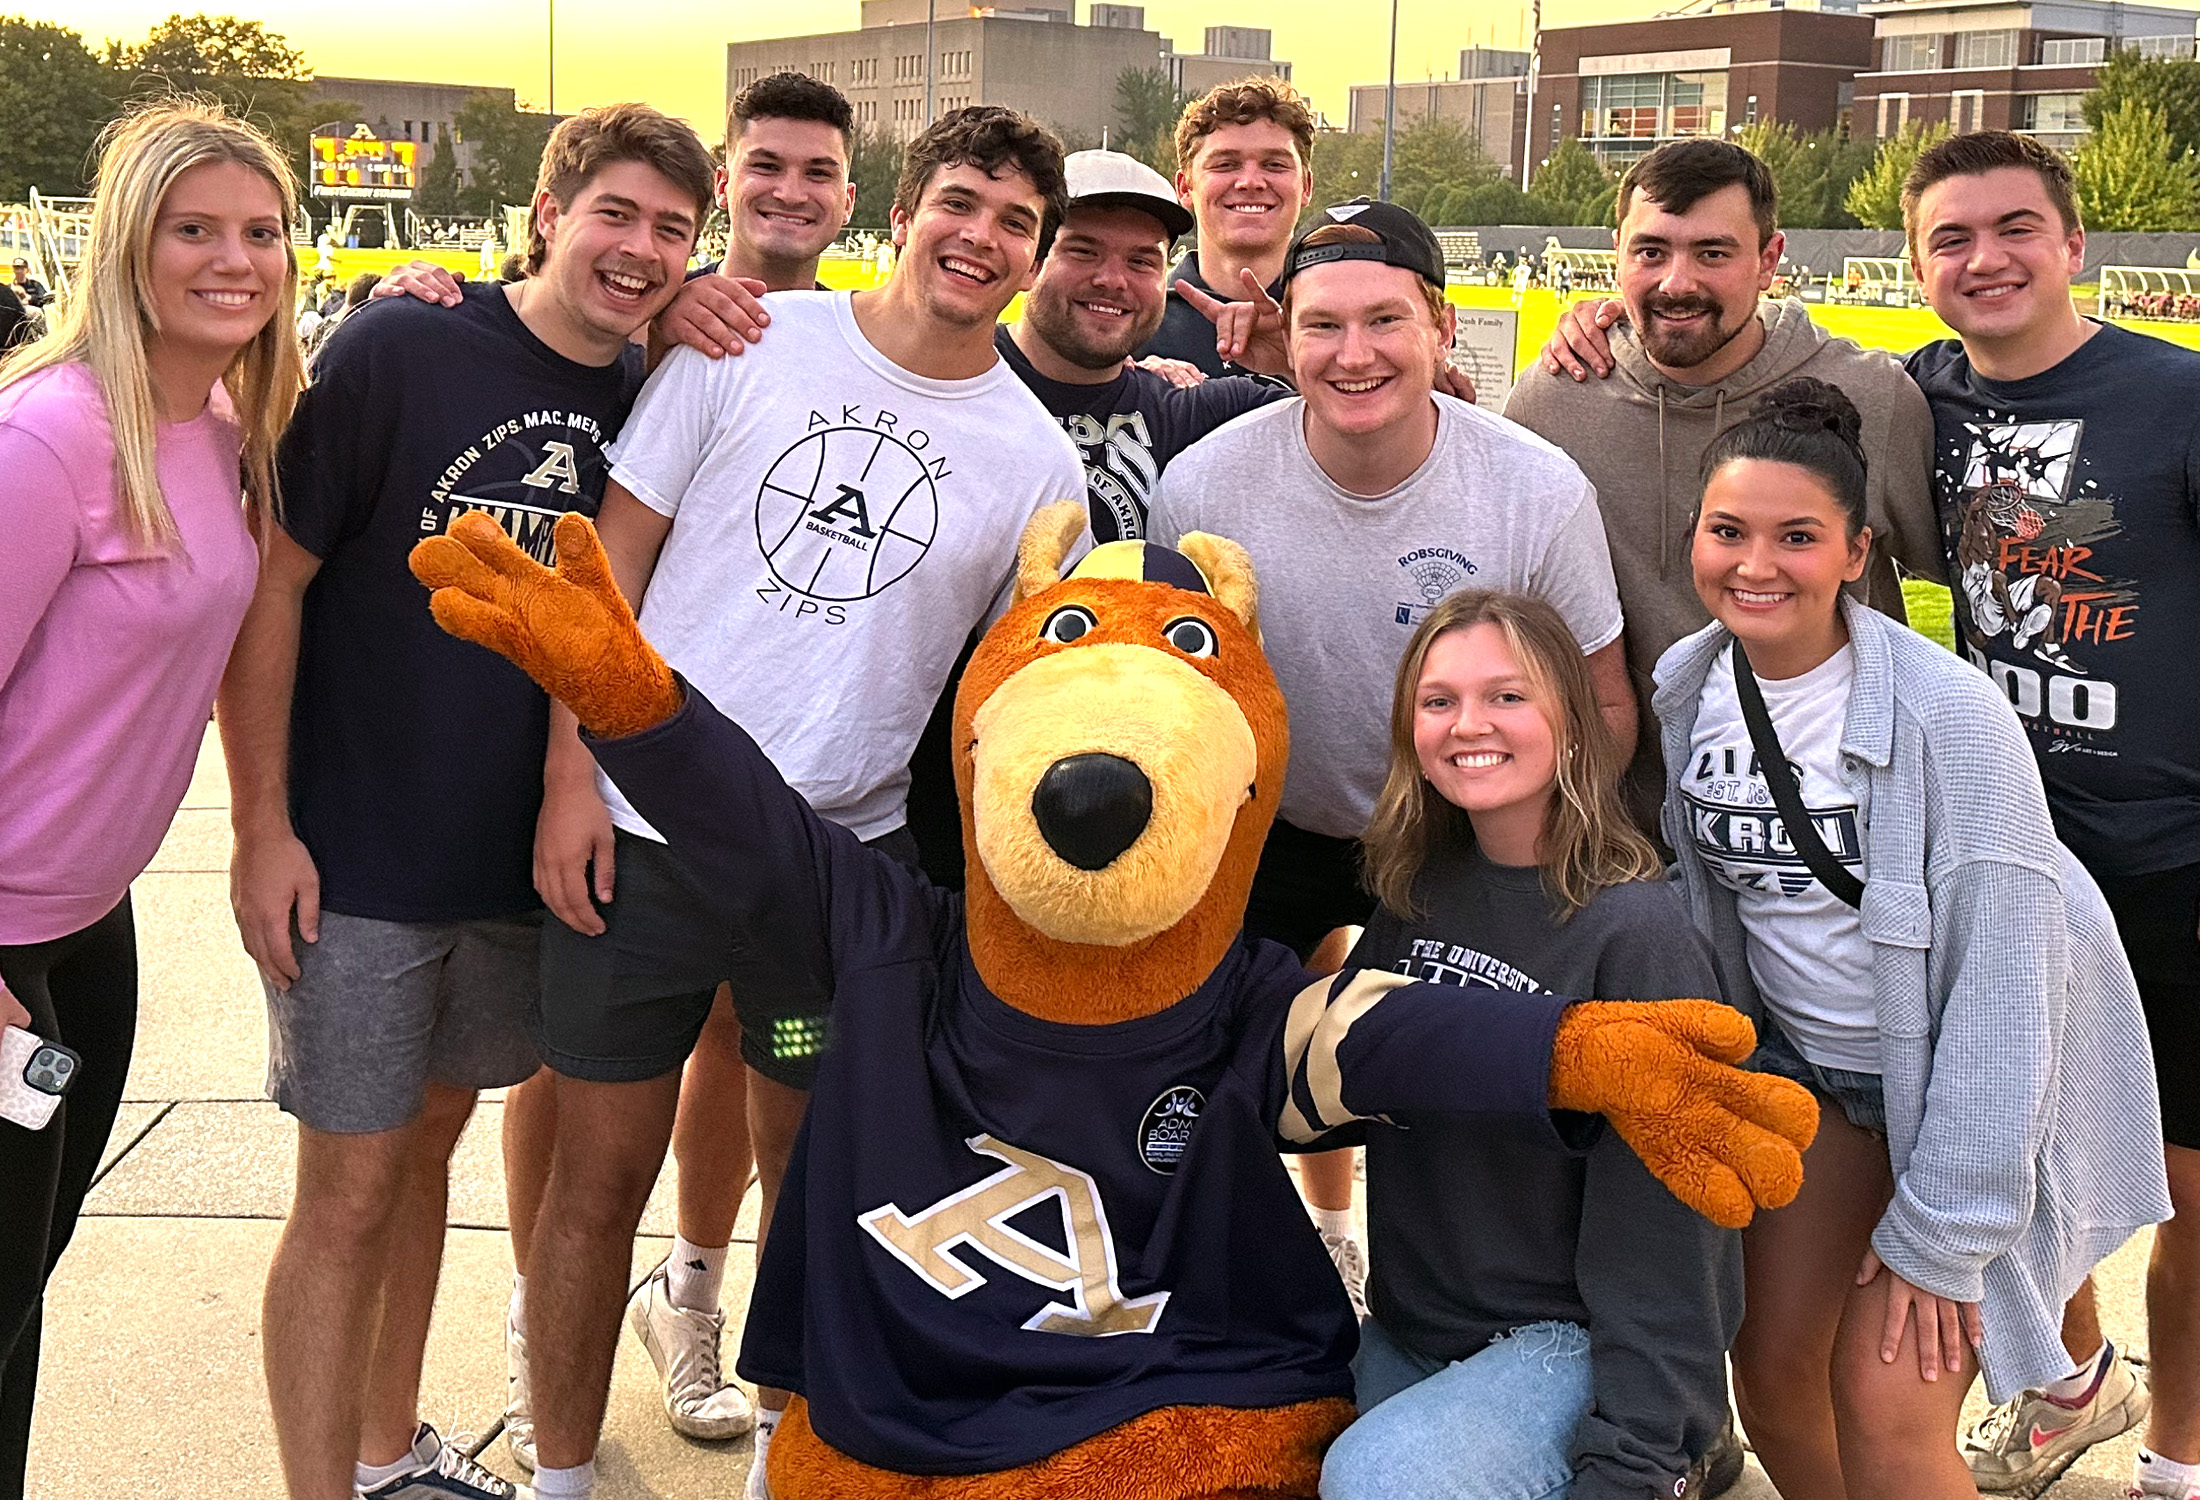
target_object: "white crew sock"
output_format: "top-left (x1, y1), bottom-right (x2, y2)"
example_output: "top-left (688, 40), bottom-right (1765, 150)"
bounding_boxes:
top-left (509, 1271), bottom-right (528, 1337)
top-left (1310, 1205), bottom-right (1355, 1240)
top-left (355, 1451), bottom-right (419, 1489)
top-left (2137, 1449), bottom-right (2200, 1498)
top-left (2043, 1340), bottom-right (2109, 1402)
top-left (668, 1234), bottom-right (729, 1312)
top-left (534, 1459), bottom-right (596, 1499)
top-left (747, 1408), bottom-right (782, 1500)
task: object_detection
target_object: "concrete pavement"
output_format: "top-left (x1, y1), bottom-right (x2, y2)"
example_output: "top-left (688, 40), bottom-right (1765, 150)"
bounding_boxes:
top-left (20, 726), bottom-right (2164, 1497)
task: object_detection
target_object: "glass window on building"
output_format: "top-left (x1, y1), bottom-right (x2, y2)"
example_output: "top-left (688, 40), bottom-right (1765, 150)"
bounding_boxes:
top-left (2037, 36), bottom-right (2105, 64)
top-left (1583, 71), bottom-right (1726, 142)
top-left (1882, 34), bottom-right (1942, 71)
top-left (2131, 34), bottom-right (2196, 60)
top-left (2023, 93), bottom-right (2088, 132)
top-left (1954, 29), bottom-right (2018, 67)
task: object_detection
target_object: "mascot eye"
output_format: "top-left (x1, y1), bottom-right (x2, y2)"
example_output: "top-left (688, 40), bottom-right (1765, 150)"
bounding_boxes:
top-left (1162, 617), bottom-right (1218, 658)
top-left (1041, 605), bottom-right (1097, 645)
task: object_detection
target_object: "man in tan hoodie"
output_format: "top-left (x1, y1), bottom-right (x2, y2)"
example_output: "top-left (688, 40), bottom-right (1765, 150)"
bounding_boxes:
top-left (1506, 139), bottom-right (1946, 830)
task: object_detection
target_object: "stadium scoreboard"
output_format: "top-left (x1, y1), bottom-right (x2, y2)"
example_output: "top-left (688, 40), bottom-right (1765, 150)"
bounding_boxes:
top-left (311, 130), bottom-right (416, 202)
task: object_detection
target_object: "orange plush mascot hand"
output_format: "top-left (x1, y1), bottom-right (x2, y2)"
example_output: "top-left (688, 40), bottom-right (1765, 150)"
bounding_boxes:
top-left (1549, 1000), bottom-right (1820, 1230)
top-left (408, 511), bottom-right (681, 739)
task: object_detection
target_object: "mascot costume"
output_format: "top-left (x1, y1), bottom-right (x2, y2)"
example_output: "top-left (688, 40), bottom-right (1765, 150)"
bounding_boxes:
top-left (411, 504), bottom-right (1817, 1500)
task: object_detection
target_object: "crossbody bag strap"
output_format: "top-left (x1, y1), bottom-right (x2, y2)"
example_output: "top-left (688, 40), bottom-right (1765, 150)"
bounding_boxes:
top-left (1729, 642), bottom-right (1865, 910)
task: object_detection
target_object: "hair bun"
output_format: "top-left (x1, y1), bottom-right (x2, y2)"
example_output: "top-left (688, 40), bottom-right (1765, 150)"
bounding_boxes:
top-left (1755, 377), bottom-right (1863, 449)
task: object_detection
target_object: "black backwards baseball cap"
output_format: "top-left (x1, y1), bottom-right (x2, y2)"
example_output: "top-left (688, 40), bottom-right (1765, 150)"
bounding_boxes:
top-left (1281, 198), bottom-right (1447, 292)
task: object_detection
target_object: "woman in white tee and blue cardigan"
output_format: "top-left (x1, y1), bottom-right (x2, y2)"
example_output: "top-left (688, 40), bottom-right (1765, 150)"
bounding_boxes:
top-left (1652, 376), bottom-right (2168, 1500)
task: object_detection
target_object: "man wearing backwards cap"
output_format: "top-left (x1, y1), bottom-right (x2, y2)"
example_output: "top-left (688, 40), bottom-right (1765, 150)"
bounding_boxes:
top-left (1148, 195), bottom-right (1632, 980)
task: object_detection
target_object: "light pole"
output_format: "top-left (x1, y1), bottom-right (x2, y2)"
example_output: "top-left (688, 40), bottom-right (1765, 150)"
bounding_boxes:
top-left (1379, 0), bottom-right (1399, 200)
top-left (1520, 0), bottom-right (1541, 189)
top-left (925, 0), bottom-right (937, 126)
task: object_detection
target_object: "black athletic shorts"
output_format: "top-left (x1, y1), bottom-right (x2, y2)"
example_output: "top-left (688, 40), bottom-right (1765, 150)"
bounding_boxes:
top-left (2096, 860), bottom-right (2200, 1151)
top-left (536, 823), bottom-right (921, 1090)
top-left (1243, 819), bottom-right (1377, 964)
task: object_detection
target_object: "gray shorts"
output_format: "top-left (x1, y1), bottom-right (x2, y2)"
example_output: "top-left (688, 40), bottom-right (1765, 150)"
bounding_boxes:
top-left (264, 910), bottom-right (544, 1133)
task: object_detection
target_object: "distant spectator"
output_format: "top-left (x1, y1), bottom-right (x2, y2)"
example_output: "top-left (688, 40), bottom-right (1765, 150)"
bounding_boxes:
top-left (497, 252), bottom-right (526, 283)
top-left (8, 260), bottom-right (48, 308)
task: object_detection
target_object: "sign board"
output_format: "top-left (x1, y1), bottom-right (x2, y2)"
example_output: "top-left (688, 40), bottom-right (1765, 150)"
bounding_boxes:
top-left (311, 131), bottom-right (416, 202)
top-left (1449, 307), bottom-right (1518, 414)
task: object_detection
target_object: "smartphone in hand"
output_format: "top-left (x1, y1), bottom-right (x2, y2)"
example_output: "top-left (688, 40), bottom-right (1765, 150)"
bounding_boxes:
top-left (0, 1025), bottom-right (79, 1131)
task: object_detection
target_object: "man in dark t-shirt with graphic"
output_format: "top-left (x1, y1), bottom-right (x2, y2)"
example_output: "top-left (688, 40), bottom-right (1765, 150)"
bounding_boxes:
top-left (1900, 131), bottom-right (2200, 1500)
top-left (218, 105), bottom-right (712, 1500)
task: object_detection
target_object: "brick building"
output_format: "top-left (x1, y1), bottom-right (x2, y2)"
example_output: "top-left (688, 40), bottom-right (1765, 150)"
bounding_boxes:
top-left (1854, 0), bottom-right (2198, 147)
top-left (727, 4), bottom-right (1288, 145)
top-left (1529, 4), bottom-right (1877, 169)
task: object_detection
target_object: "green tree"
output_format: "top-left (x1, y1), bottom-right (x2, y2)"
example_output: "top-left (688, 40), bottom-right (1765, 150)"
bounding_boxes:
top-left (2086, 48), bottom-right (2200, 160)
top-left (0, 17), bottom-right (119, 198)
top-left (1305, 127), bottom-right (1383, 223)
top-left (847, 121), bottom-right (903, 229)
top-left (1113, 66), bottom-right (1189, 174)
top-left (1389, 116), bottom-right (1500, 205)
top-left (1844, 120), bottom-right (1949, 229)
top-left (2073, 98), bottom-right (2200, 230)
top-left (452, 91), bottom-right (554, 214)
top-left (413, 121), bottom-right (462, 215)
top-left (1529, 136), bottom-right (1612, 224)
top-left (1729, 121), bottom-right (1871, 228)
top-left (107, 15), bottom-right (319, 175)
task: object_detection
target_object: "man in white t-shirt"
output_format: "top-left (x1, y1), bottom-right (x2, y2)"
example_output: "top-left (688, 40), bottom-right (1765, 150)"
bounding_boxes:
top-left (1148, 200), bottom-right (1630, 1316)
top-left (518, 106), bottom-right (1084, 1500)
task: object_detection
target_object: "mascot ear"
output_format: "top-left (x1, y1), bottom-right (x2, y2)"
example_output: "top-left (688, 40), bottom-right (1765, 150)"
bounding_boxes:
top-left (1177, 532), bottom-right (1261, 642)
top-left (1012, 502), bottom-right (1089, 607)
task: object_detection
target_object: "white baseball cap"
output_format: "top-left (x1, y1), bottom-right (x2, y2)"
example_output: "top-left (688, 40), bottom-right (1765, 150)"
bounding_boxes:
top-left (1064, 150), bottom-right (1193, 241)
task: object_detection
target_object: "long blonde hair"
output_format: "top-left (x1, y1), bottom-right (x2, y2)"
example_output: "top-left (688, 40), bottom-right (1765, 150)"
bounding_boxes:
top-left (1362, 591), bottom-right (1662, 920)
top-left (0, 98), bottom-right (304, 548)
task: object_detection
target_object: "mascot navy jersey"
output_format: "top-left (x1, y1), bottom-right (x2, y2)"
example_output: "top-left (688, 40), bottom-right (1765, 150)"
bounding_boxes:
top-left (588, 685), bottom-right (1574, 1476)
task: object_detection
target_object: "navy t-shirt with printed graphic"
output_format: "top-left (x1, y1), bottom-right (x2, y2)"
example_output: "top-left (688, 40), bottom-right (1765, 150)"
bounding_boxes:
top-left (279, 283), bottom-right (644, 920)
top-left (992, 324), bottom-right (1287, 542)
top-left (1908, 324), bottom-right (2200, 877)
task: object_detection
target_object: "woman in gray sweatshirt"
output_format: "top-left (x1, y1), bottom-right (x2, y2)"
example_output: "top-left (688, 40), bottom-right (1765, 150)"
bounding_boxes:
top-left (1656, 378), bottom-right (2168, 1500)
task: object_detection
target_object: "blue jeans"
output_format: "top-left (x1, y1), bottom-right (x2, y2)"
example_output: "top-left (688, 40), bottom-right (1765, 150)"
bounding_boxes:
top-left (1321, 1316), bottom-right (1593, 1500)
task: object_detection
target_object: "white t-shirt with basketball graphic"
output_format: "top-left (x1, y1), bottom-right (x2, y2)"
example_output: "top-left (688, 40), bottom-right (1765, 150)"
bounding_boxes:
top-left (600, 290), bottom-right (1084, 842)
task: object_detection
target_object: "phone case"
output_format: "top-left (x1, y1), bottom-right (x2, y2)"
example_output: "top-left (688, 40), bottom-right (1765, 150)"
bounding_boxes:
top-left (0, 1025), bottom-right (75, 1131)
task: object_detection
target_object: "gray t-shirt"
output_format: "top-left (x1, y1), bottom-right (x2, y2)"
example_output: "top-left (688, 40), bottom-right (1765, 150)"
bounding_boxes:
top-left (1149, 395), bottom-right (1624, 838)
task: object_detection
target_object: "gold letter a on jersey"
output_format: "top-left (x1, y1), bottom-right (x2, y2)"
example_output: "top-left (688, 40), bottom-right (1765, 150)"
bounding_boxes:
top-left (858, 1135), bottom-right (1169, 1336)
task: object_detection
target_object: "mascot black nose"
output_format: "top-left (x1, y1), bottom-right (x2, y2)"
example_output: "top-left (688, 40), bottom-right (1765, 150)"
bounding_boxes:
top-left (1032, 754), bottom-right (1153, 871)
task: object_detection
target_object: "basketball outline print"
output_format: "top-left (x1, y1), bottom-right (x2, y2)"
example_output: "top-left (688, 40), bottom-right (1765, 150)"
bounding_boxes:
top-left (756, 424), bottom-right (940, 602)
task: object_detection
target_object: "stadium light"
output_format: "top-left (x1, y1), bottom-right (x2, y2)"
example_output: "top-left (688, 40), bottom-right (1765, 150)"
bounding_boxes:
top-left (1379, 0), bottom-right (1399, 201)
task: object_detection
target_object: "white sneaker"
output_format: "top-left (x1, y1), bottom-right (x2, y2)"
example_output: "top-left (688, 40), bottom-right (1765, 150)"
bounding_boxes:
top-left (746, 1414), bottom-right (777, 1500)
top-left (626, 1259), bottom-right (757, 1440)
top-left (356, 1422), bottom-right (532, 1499)
top-left (504, 1305), bottom-right (536, 1472)
top-left (1320, 1228), bottom-right (1369, 1318)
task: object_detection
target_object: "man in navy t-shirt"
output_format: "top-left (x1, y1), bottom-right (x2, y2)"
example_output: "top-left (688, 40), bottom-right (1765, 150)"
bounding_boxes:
top-left (218, 105), bottom-right (712, 1500)
top-left (1899, 132), bottom-right (2200, 1500)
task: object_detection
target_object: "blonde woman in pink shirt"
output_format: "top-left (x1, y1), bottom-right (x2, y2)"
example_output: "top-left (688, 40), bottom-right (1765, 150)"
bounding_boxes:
top-left (0, 100), bottom-right (301, 1494)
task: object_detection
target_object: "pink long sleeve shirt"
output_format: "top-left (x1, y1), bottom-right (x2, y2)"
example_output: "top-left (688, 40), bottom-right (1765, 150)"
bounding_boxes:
top-left (0, 363), bottom-right (257, 945)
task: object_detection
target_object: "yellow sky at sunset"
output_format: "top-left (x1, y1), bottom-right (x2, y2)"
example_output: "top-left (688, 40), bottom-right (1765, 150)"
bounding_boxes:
top-left (41, 0), bottom-right (1663, 142)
